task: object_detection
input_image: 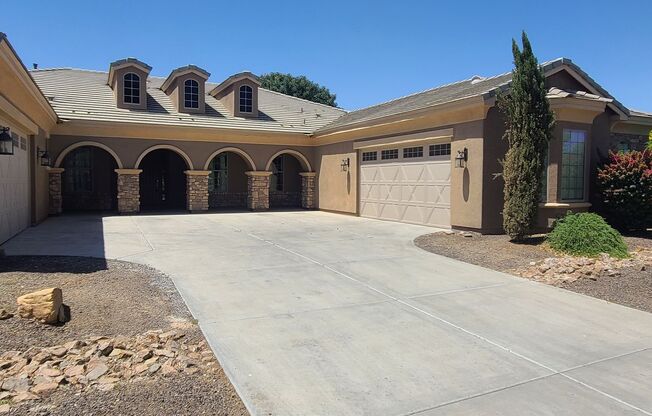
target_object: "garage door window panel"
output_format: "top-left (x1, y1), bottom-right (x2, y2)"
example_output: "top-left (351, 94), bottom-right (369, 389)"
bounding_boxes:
top-left (381, 149), bottom-right (399, 160)
top-left (429, 143), bottom-right (451, 157)
top-left (362, 151), bottom-right (377, 162)
top-left (403, 147), bottom-right (423, 158)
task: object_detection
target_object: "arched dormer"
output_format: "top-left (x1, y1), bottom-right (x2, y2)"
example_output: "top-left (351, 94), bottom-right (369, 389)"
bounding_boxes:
top-left (107, 58), bottom-right (151, 110)
top-left (209, 72), bottom-right (260, 118)
top-left (160, 65), bottom-right (210, 114)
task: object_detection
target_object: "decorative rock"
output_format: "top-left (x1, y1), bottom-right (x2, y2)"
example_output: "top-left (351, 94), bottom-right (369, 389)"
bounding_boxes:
top-left (48, 346), bottom-right (68, 358)
top-left (97, 341), bottom-right (113, 356)
top-left (37, 367), bottom-right (62, 378)
top-left (161, 362), bottom-right (177, 376)
top-left (31, 381), bottom-right (58, 395)
top-left (0, 325), bottom-right (217, 408)
top-left (134, 364), bottom-right (149, 374)
top-left (154, 349), bottom-right (175, 358)
top-left (16, 288), bottom-right (64, 324)
top-left (0, 309), bottom-right (13, 320)
top-left (63, 365), bottom-right (85, 378)
top-left (133, 349), bottom-right (152, 363)
top-left (85, 363), bottom-right (108, 381)
top-left (12, 391), bottom-right (38, 403)
top-left (2, 377), bottom-right (29, 392)
top-left (0, 404), bottom-right (9, 413)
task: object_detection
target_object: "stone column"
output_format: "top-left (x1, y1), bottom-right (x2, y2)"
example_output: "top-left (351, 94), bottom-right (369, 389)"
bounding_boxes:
top-left (245, 171), bottom-right (272, 211)
top-left (115, 169), bottom-right (142, 214)
top-left (300, 172), bottom-right (317, 209)
top-left (185, 170), bottom-right (211, 213)
top-left (47, 168), bottom-right (65, 215)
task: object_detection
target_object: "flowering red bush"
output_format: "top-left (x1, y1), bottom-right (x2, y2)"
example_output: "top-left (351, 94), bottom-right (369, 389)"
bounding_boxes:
top-left (597, 149), bottom-right (652, 231)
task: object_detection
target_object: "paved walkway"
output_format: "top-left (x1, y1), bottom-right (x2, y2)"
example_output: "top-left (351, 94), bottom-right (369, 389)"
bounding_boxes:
top-left (3, 211), bottom-right (652, 415)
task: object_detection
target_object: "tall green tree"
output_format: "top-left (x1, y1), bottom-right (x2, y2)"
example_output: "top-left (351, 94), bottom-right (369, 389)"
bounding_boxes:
top-left (259, 72), bottom-right (337, 107)
top-left (498, 32), bottom-right (555, 241)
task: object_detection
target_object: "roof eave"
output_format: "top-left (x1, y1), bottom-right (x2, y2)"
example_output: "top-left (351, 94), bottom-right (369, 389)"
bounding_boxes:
top-left (314, 95), bottom-right (486, 137)
top-left (160, 65), bottom-right (211, 92)
top-left (208, 72), bottom-right (261, 97)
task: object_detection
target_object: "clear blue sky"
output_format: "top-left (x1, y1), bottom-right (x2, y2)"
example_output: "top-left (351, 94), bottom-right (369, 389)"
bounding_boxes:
top-left (3, 0), bottom-right (651, 112)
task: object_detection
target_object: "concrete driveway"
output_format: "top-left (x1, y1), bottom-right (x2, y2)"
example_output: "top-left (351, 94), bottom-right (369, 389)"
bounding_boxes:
top-left (3, 211), bottom-right (652, 415)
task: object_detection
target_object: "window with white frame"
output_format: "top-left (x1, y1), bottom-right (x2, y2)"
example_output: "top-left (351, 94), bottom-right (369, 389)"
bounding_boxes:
top-left (362, 151), bottom-right (377, 161)
top-left (403, 146), bottom-right (423, 158)
top-left (184, 79), bottom-right (199, 109)
top-left (381, 149), bottom-right (398, 160)
top-left (208, 153), bottom-right (228, 193)
top-left (429, 143), bottom-right (451, 156)
top-left (561, 129), bottom-right (586, 201)
top-left (239, 85), bottom-right (253, 113)
top-left (123, 73), bottom-right (140, 104)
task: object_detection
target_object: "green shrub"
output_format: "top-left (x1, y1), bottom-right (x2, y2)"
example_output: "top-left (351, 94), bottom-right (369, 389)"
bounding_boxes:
top-left (547, 213), bottom-right (629, 258)
top-left (597, 149), bottom-right (652, 231)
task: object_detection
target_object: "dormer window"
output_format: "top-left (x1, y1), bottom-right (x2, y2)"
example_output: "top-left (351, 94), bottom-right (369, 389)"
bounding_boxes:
top-left (239, 85), bottom-right (253, 113)
top-left (209, 72), bottom-right (260, 118)
top-left (123, 73), bottom-right (141, 104)
top-left (184, 79), bottom-right (199, 109)
top-left (108, 58), bottom-right (151, 110)
top-left (160, 65), bottom-right (210, 114)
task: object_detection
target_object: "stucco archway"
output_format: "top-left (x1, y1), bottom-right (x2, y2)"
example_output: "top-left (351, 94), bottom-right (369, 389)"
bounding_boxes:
top-left (203, 147), bottom-right (256, 171)
top-left (55, 141), bottom-right (124, 169)
top-left (135, 144), bottom-right (193, 170)
top-left (265, 149), bottom-right (311, 172)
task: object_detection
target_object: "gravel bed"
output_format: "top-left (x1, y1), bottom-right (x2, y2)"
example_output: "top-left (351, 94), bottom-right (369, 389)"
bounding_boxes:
top-left (0, 256), bottom-right (248, 415)
top-left (414, 232), bottom-right (652, 313)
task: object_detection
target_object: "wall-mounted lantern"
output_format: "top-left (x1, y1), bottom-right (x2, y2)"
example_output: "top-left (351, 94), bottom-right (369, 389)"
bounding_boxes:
top-left (37, 147), bottom-right (51, 167)
top-left (341, 157), bottom-right (350, 172)
top-left (0, 126), bottom-right (14, 155)
top-left (454, 148), bottom-right (468, 168)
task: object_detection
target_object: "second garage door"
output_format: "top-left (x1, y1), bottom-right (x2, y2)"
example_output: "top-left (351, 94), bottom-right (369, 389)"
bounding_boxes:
top-left (359, 143), bottom-right (451, 228)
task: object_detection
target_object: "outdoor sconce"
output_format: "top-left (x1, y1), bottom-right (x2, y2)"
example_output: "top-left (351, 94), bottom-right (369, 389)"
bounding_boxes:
top-left (0, 126), bottom-right (13, 155)
top-left (341, 157), bottom-right (350, 172)
top-left (37, 147), bottom-right (51, 167)
top-left (455, 148), bottom-right (468, 168)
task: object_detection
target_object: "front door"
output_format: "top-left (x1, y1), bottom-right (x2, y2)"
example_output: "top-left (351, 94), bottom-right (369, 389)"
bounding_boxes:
top-left (139, 150), bottom-right (187, 210)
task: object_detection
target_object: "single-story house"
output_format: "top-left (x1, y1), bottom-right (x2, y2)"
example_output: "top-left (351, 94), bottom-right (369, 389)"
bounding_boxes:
top-left (1, 32), bottom-right (651, 244)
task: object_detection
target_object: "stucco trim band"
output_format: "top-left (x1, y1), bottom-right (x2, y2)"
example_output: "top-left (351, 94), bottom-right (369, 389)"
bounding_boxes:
top-left (353, 128), bottom-right (454, 150)
top-left (114, 168), bottom-right (142, 175)
top-left (184, 170), bottom-right (212, 176)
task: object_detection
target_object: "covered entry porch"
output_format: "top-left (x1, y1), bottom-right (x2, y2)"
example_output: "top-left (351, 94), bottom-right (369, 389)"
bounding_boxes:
top-left (46, 142), bottom-right (317, 215)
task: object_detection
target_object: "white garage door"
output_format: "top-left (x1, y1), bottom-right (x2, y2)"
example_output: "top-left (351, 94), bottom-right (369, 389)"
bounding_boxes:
top-left (0, 129), bottom-right (30, 244)
top-left (359, 143), bottom-right (451, 228)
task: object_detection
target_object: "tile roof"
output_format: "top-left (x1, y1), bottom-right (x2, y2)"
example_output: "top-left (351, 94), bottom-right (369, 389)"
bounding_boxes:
top-left (546, 87), bottom-right (613, 103)
top-left (30, 68), bottom-right (345, 134)
top-left (316, 58), bottom-right (630, 133)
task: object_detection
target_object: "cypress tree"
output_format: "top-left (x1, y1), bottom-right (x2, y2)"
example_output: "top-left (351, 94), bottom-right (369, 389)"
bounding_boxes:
top-left (499, 32), bottom-right (555, 241)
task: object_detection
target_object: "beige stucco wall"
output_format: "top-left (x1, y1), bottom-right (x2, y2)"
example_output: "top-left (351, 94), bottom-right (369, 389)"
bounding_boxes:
top-left (450, 120), bottom-right (484, 230)
top-left (31, 128), bottom-right (50, 224)
top-left (313, 141), bottom-right (357, 214)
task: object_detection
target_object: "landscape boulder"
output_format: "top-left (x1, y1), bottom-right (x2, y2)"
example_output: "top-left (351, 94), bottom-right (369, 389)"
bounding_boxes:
top-left (16, 288), bottom-right (65, 324)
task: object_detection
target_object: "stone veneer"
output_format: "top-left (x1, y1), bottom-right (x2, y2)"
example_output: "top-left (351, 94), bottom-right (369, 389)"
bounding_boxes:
top-left (300, 172), bottom-right (317, 209)
top-left (185, 170), bottom-right (210, 212)
top-left (47, 168), bottom-right (64, 215)
top-left (115, 169), bottom-right (142, 214)
top-left (246, 171), bottom-right (272, 211)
